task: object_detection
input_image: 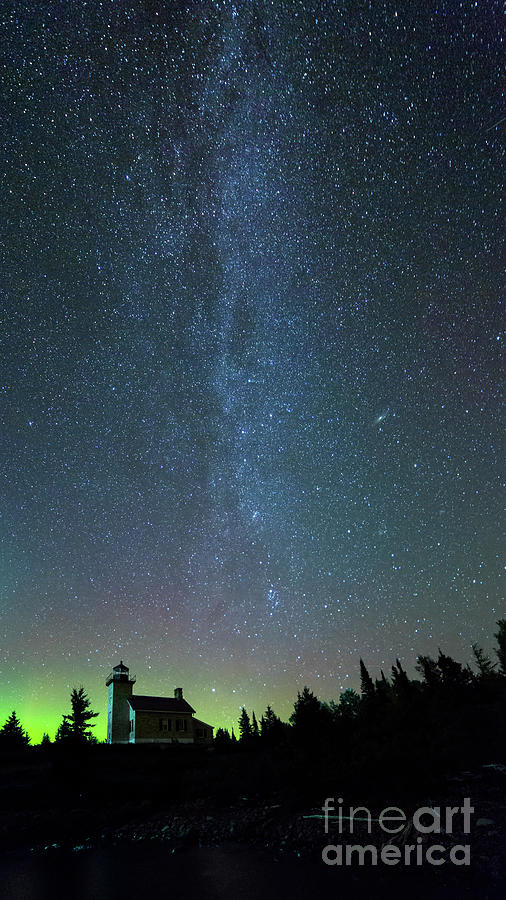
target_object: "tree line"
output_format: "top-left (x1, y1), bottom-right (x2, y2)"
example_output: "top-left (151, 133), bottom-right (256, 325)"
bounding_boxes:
top-left (0, 686), bottom-right (98, 749)
top-left (2, 620), bottom-right (505, 763)
top-left (214, 620), bottom-right (506, 766)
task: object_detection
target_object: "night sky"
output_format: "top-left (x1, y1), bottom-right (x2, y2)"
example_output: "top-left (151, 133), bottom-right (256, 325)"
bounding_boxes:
top-left (1, 0), bottom-right (504, 741)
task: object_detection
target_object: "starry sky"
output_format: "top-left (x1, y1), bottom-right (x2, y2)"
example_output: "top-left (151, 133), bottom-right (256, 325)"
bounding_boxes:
top-left (1, 0), bottom-right (504, 741)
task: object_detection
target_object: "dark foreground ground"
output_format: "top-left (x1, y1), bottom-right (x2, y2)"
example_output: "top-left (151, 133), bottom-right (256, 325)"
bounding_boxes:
top-left (1, 745), bottom-right (505, 899)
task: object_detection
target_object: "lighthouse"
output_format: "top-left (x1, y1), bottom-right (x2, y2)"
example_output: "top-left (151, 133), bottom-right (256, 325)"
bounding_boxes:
top-left (106, 661), bottom-right (136, 743)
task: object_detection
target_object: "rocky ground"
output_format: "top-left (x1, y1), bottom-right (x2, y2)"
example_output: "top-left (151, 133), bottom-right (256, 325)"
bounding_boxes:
top-left (1, 760), bottom-right (505, 898)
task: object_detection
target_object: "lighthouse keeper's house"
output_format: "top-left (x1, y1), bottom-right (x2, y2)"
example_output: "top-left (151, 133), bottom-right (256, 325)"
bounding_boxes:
top-left (106, 661), bottom-right (213, 745)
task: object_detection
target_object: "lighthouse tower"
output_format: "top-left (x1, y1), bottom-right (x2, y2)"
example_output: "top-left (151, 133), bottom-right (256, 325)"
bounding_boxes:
top-left (106, 661), bottom-right (136, 743)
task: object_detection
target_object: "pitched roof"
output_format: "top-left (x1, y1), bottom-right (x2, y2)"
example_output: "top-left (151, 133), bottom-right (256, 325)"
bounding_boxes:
top-left (193, 717), bottom-right (214, 731)
top-left (128, 694), bottom-right (195, 714)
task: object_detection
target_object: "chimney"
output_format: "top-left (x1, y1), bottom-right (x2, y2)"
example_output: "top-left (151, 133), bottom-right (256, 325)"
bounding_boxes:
top-left (174, 687), bottom-right (183, 700)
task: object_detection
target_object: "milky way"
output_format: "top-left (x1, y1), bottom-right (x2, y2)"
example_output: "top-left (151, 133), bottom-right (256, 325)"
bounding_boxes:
top-left (1, 0), bottom-right (503, 738)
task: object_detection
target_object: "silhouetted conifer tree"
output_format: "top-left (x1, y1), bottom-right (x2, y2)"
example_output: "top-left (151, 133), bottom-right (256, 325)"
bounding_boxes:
top-left (359, 659), bottom-right (375, 699)
top-left (374, 671), bottom-right (391, 704)
top-left (391, 659), bottom-right (411, 697)
top-left (416, 654), bottom-right (441, 689)
top-left (261, 705), bottom-right (276, 734)
top-left (290, 686), bottom-right (330, 747)
top-left (337, 688), bottom-right (361, 720)
top-left (471, 643), bottom-right (496, 679)
top-left (56, 687), bottom-right (98, 743)
top-left (238, 707), bottom-right (252, 742)
top-left (214, 727), bottom-right (233, 750)
top-left (0, 711), bottom-right (30, 748)
top-left (251, 711), bottom-right (259, 739)
top-left (54, 719), bottom-right (73, 742)
top-left (436, 650), bottom-right (473, 691)
top-left (494, 619), bottom-right (506, 675)
top-left (260, 704), bottom-right (287, 745)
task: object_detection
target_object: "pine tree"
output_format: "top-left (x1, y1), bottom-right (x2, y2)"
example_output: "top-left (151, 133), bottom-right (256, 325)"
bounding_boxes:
top-left (261, 705), bottom-right (278, 735)
top-left (41, 733), bottom-right (51, 746)
top-left (54, 718), bottom-right (73, 743)
top-left (359, 659), bottom-right (375, 699)
top-left (416, 654), bottom-right (441, 689)
top-left (251, 711), bottom-right (259, 739)
top-left (375, 671), bottom-right (391, 703)
top-left (0, 711), bottom-right (30, 748)
top-left (214, 727), bottom-right (232, 750)
top-left (260, 704), bottom-right (287, 745)
top-left (494, 620), bottom-right (506, 675)
top-left (238, 707), bottom-right (252, 742)
top-left (471, 643), bottom-right (496, 678)
top-left (290, 686), bottom-right (318, 725)
top-left (337, 688), bottom-right (361, 720)
top-left (289, 686), bottom-right (330, 744)
top-left (436, 650), bottom-right (472, 690)
top-left (57, 687), bottom-right (99, 743)
top-left (391, 659), bottom-right (411, 696)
